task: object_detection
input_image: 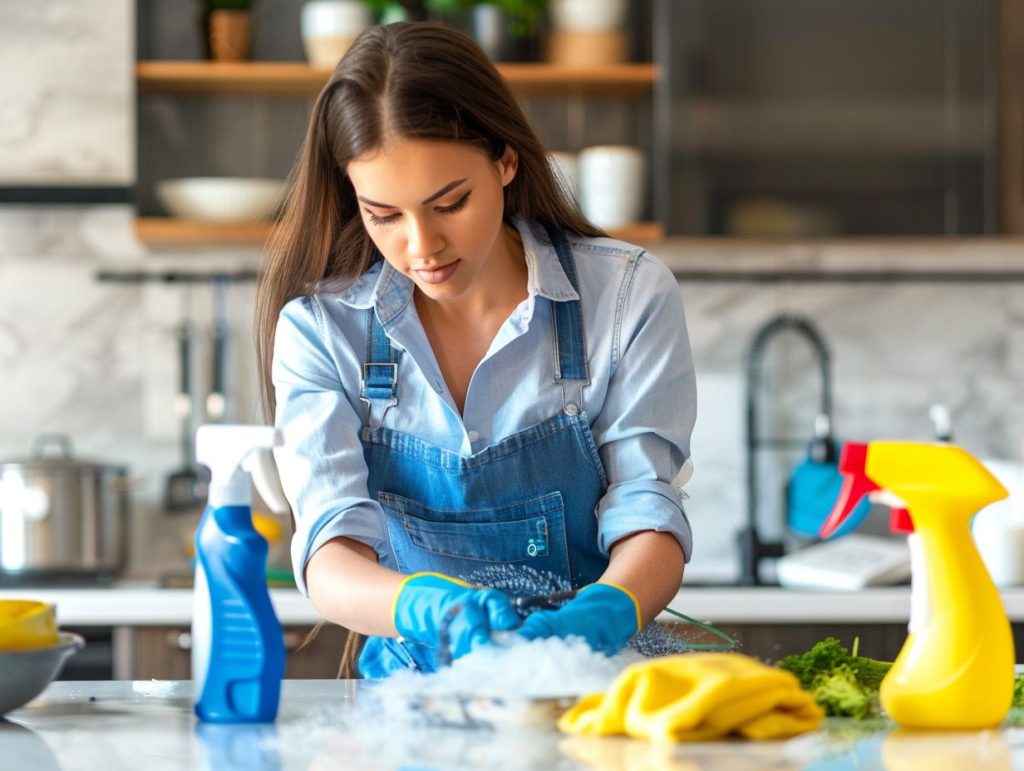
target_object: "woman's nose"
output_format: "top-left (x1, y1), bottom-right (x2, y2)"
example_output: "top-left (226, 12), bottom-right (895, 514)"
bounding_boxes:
top-left (405, 218), bottom-right (444, 260)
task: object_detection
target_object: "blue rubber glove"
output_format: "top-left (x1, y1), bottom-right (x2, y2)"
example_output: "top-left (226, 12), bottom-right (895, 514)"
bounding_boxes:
top-left (392, 572), bottom-right (522, 662)
top-left (516, 582), bottom-right (642, 655)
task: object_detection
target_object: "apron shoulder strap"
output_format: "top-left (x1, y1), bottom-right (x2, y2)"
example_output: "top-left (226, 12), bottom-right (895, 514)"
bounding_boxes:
top-left (543, 224), bottom-right (589, 414)
top-left (360, 308), bottom-right (400, 430)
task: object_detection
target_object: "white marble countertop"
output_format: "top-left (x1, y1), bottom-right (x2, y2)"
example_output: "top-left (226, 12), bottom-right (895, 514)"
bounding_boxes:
top-left (7, 679), bottom-right (1024, 770)
top-left (6, 583), bottom-right (1024, 627)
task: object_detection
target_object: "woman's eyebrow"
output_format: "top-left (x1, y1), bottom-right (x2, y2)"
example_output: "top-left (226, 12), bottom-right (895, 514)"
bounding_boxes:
top-left (357, 178), bottom-right (468, 209)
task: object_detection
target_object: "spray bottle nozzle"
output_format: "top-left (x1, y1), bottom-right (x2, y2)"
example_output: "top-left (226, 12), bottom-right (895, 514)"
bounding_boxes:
top-left (819, 442), bottom-right (879, 538)
top-left (819, 442), bottom-right (917, 537)
top-left (195, 425), bottom-right (286, 511)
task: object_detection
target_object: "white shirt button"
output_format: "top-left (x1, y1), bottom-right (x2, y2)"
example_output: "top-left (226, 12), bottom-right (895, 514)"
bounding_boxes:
top-left (467, 430), bottom-right (480, 442)
top-left (564, 403), bottom-right (579, 416)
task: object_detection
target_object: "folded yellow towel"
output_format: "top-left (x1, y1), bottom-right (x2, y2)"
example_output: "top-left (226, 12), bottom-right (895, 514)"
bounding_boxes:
top-left (558, 653), bottom-right (824, 742)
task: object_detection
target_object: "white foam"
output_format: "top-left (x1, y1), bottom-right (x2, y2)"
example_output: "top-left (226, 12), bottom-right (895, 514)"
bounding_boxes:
top-left (372, 634), bottom-right (641, 700)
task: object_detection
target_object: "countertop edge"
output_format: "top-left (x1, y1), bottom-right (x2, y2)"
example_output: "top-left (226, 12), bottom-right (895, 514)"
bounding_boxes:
top-left (1, 584), bottom-right (1017, 627)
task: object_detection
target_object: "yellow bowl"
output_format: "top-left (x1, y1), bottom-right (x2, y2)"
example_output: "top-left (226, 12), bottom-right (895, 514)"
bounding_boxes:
top-left (0, 601), bottom-right (59, 651)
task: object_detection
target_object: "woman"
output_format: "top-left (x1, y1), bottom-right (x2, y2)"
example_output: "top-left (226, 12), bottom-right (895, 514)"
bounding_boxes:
top-left (255, 22), bottom-right (696, 678)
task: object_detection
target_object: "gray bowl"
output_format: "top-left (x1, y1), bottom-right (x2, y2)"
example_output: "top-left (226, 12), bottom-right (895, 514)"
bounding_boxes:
top-left (0, 632), bottom-right (84, 716)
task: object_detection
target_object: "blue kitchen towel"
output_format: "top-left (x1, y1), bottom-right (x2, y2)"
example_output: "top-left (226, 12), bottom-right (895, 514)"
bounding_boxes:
top-left (787, 454), bottom-right (871, 539)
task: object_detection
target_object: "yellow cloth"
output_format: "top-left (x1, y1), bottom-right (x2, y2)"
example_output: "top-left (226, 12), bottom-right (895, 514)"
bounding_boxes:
top-left (558, 653), bottom-right (823, 742)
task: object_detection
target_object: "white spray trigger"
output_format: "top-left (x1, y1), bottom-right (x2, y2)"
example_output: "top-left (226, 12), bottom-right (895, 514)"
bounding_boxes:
top-left (244, 448), bottom-right (290, 516)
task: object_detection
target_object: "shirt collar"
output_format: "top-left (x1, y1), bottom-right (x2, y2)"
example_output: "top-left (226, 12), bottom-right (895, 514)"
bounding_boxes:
top-left (330, 219), bottom-right (580, 317)
top-left (518, 219), bottom-right (580, 303)
top-left (333, 260), bottom-right (406, 319)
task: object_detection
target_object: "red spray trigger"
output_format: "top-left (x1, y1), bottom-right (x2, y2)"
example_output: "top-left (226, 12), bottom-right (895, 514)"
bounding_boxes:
top-left (889, 507), bottom-right (914, 534)
top-left (819, 442), bottom-right (879, 538)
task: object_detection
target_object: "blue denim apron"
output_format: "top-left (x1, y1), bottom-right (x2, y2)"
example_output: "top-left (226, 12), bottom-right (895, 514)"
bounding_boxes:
top-left (357, 226), bottom-right (609, 677)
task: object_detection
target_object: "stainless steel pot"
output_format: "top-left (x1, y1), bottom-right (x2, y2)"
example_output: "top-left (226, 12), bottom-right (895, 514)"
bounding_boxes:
top-left (0, 435), bottom-right (130, 583)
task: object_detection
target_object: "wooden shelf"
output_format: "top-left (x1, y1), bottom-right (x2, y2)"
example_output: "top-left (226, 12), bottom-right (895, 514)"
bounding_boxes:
top-left (611, 221), bottom-right (664, 243)
top-left (136, 60), bottom-right (657, 97)
top-left (135, 218), bottom-right (272, 245)
top-left (135, 218), bottom-right (664, 246)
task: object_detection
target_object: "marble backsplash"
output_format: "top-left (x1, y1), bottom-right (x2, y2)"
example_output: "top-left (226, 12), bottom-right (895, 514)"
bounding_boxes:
top-left (679, 271), bottom-right (1024, 580)
top-left (0, 0), bottom-right (133, 185)
top-left (0, 206), bottom-right (263, 576)
top-left (2, 205), bottom-right (1024, 581)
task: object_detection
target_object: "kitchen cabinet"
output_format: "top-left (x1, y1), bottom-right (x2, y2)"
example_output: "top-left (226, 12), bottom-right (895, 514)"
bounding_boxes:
top-left (999, 0), bottom-right (1024, 233)
top-left (656, 0), bottom-right (996, 236)
top-left (120, 623), bottom-right (350, 680)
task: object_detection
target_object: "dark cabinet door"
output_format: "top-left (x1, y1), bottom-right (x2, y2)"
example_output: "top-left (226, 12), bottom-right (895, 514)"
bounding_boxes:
top-left (657, 0), bottom-right (995, 236)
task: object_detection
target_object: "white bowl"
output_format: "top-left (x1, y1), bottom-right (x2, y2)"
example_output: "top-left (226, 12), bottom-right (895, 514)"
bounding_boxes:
top-left (156, 177), bottom-right (285, 221)
top-left (0, 632), bottom-right (84, 716)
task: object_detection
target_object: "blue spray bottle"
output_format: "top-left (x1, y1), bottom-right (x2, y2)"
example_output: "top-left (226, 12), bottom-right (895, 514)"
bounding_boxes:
top-left (193, 424), bottom-right (289, 723)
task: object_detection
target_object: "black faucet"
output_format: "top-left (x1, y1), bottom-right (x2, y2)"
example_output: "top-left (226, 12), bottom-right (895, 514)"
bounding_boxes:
top-left (738, 314), bottom-right (833, 586)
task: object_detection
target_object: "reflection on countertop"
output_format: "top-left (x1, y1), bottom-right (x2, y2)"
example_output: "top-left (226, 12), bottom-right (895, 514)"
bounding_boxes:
top-left (5, 680), bottom-right (1024, 771)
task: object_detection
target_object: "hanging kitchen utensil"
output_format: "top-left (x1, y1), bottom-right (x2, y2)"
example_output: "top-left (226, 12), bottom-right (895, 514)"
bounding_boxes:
top-left (164, 288), bottom-right (207, 511)
top-left (205, 276), bottom-right (229, 423)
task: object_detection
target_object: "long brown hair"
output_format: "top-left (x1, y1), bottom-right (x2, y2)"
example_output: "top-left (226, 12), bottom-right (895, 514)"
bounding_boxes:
top-left (255, 22), bottom-right (602, 677)
top-left (256, 21), bottom-right (602, 418)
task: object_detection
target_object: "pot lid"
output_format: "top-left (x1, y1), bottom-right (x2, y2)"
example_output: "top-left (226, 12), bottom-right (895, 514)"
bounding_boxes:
top-left (0, 434), bottom-right (128, 474)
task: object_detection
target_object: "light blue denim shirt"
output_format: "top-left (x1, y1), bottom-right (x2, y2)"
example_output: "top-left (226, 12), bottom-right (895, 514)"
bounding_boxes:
top-left (273, 219), bottom-right (697, 595)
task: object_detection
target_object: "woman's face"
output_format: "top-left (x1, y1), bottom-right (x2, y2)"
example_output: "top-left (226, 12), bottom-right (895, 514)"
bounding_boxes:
top-left (346, 138), bottom-right (518, 306)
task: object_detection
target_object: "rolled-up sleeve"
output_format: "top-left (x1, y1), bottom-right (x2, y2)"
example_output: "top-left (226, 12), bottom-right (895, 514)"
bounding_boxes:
top-left (272, 296), bottom-right (387, 596)
top-left (591, 254), bottom-right (696, 561)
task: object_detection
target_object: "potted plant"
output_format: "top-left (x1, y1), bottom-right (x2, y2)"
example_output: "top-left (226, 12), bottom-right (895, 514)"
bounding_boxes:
top-left (468, 0), bottom-right (546, 60)
top-left (198, 0), bottom-right (254, 61)
top-left (362, 0), bottom-right (546, 60)
top-left (360, 0), bottom-right (430, 22)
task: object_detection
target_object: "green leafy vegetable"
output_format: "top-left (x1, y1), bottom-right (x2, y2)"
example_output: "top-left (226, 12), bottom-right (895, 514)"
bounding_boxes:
top-left (777, 637), bottom-right (892, 719)
top-left (1013, 673), bottom-right (1024, 708)
top-left (808, 664), bottom-right (875, 719)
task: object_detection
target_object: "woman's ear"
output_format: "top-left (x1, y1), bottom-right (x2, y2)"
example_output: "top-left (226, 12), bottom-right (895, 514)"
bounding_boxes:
top-left (497, 145), bottom-right (518, 187)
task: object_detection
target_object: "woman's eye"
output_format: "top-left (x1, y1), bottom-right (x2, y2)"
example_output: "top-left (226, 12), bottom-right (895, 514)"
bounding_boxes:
top-left (366, 211), bottom-right (399, 226)
top-left (437, 192), bottom-right (471, 215)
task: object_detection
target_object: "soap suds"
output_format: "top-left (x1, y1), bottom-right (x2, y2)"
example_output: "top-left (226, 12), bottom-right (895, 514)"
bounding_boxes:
top-left (356, 635), bottom-right (643, 728)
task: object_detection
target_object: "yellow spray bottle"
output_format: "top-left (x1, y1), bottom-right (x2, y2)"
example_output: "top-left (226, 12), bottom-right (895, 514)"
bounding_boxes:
top-left (819, 441), bottom-right (1013, 729)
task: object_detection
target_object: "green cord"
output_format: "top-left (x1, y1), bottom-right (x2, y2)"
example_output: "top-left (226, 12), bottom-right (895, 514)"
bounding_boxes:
top-left (661, 607), bottom-right (739, 651)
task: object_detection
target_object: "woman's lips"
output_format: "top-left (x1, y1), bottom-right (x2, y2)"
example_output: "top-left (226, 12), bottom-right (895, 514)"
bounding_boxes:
top-left (415, 259), bottom-right (460, 285)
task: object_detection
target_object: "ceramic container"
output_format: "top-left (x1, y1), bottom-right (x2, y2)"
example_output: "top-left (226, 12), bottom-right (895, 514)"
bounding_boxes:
top-left (548, 0), bottom-right (628, 65)
top-left (550, 0), bottom-right (627, 32)
top-left (577, 145), bottom-right (645, 229)
top-left (156, 177), bottom-right (285, 221)
top-left (301, 0), bottom-right (372, 68)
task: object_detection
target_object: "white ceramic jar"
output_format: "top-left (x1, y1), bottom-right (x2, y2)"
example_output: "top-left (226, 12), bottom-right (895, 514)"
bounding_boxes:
top-left (300, 0), bottom-right (372, 69)
top-left (550, 0), bottom-right (627, 32)
top-left (547, 0), bottom-right (628, 66)
top-left (577, 145), bottom-right (644, 229)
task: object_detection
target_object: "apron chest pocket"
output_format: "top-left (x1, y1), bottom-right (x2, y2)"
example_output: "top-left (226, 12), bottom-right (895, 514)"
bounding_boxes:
top-left (378, 490), bottom-right (567, 564)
